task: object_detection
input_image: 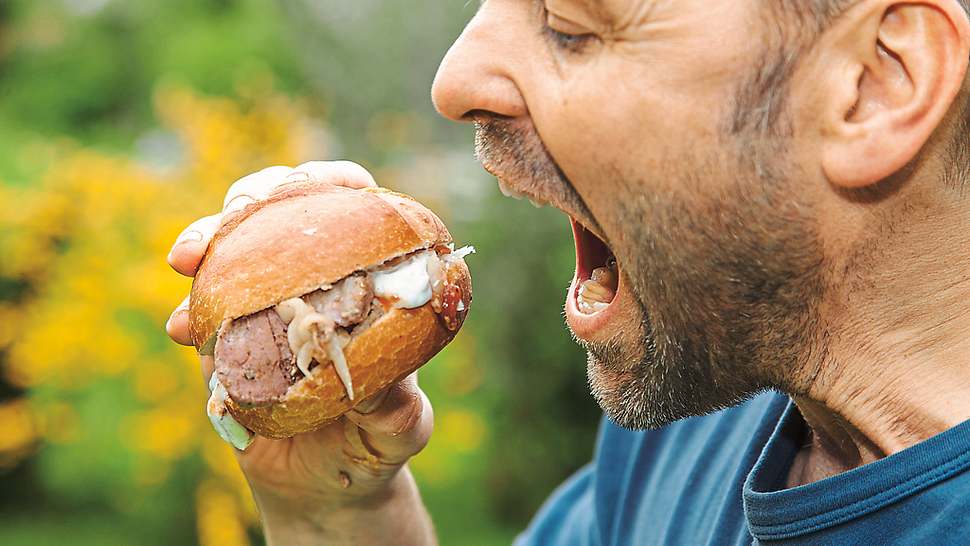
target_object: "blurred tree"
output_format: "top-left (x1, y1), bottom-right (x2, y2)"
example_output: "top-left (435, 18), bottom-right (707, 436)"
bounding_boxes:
top-left (0, 1), bottom-right (604, 544)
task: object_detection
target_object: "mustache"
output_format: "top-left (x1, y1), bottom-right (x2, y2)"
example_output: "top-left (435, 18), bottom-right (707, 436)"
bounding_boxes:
top-left (473, 116), bottom-right (595, 229)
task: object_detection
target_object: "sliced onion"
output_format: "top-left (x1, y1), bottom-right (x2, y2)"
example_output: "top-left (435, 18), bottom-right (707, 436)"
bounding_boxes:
top-left (275, 298), bottom-right (301, 324)
top-left (445, 245), bottom-right (475, 261)
top-left (288, 315), bottom-right (306, 351)
top-left (325, 336), bottom-right (354, 400)
top-left (427, 252), bottom-right (445, 294)
top-left (296, 342), bottom-right (315, 378)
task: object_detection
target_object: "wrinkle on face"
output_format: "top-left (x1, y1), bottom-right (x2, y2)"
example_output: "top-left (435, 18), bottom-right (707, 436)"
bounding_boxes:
top-left (604, 0), bottom-right (664, 33)
top-left (546, 0), bottom-right (614, 28)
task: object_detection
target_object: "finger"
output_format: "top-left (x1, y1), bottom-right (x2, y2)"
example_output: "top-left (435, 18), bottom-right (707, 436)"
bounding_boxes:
top-left (200, 355), bottom-right (215, 386)
top-left (275, 160), bottom-right (378, 192)
top-left (344, 373), bottom-right (433, 464)
top-left (167, 214), bottom-right (222, 277)
top-left (165, 295), bottom-right (192, 345)
top-left (223, 165), bottom-right (295, 216)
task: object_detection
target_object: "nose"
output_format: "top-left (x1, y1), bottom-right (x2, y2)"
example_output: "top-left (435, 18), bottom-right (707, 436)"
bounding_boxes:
top-left (432, 6), bottom-right (528, 122)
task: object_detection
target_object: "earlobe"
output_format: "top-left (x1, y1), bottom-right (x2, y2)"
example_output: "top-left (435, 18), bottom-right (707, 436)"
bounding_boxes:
top-left (821, 1), bottom-right (970, 189)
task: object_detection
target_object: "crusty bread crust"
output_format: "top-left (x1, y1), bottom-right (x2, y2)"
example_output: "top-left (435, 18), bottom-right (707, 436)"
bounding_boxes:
top-left (188, 182), bottom-right (471, 438)
top-left (189, 183), bottom-right (452, 347)
top-left (227, 261), bottom-right (470, 438)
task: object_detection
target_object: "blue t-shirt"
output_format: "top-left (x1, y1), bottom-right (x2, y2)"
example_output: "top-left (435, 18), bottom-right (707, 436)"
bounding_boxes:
top-left (515, 391), bottom-right (970, 545)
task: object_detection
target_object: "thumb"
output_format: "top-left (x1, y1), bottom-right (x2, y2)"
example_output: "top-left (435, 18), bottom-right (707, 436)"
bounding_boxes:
top-left (343, 373), bottom-right (434, 465)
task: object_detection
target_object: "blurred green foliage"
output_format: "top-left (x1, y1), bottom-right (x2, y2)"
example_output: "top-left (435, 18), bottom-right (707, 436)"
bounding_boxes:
top-left (0, 1), bottom-right (602, 545)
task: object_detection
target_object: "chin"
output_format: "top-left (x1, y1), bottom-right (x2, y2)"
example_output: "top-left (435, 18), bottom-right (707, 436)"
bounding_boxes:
top-left (579, 317), bottom-right (675, 430)
top-left (586, 351), bottom-right (673, 430)
top-left (583, 324), bottom-right (753, 431)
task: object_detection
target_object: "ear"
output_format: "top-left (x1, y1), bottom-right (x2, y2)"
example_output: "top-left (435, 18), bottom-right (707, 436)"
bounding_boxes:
top-left (820, 0), bottom-right (970, 188)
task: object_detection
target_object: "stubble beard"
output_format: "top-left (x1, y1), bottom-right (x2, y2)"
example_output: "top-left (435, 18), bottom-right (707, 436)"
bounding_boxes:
top-left (474, 86), bottom-right (826, 431)
top-left (580, 146), bottom-right (825, 430)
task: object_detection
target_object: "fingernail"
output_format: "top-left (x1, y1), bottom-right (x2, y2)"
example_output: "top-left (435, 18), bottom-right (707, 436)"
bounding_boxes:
top-left (223, 194), bottom-right (256, 215)
top-left (284, 171), bottom-right (310, 184)
top-left (169, 232), bottom-right (202, 263)
top-left (167, 303), bottom-right (187, 325)
top-left (174, 230), bottom-right (203, 247)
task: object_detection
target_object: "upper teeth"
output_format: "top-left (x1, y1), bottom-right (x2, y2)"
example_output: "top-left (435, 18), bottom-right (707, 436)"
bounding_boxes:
top-left (497, 179), bottom-right (548, 208)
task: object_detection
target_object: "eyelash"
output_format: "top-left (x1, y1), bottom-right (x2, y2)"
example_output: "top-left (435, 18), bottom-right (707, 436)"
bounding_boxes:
top-left (541, 10), bottom-right (595, 53)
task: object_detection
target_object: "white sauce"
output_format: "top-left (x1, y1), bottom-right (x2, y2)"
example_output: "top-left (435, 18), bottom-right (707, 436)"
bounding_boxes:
top-left (372, 251), bottom-right (435, 309)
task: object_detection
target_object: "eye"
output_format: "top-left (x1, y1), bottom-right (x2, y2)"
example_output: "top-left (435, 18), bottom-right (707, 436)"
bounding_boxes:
top-left (542, 10), bottom-right (597, 53)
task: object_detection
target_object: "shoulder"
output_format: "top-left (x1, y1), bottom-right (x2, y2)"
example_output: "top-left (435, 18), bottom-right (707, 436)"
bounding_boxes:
top-left (593, 391), bottom-right (788, 519)
top-left (517, 391), bottom-right (789, 546)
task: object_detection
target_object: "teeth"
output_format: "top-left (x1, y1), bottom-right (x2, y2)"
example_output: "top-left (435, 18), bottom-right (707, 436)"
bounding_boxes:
top-left (577, 298), bottom-right (609, 314)
top-left (576, 265), bottom-right (619, 315)
top-left (497, 179), bottom-right (550, 208)
top-left (498, 183), bottom-right (518, 199)
top-left (497, 180), bottom-right (525, 200)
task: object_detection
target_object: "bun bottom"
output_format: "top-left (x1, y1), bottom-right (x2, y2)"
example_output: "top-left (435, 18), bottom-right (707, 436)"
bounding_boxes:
top-left (226, 260), bottom-right (470, 438)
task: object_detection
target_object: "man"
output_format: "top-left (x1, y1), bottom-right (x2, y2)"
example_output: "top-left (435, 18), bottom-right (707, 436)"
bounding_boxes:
top-left (166, 0), bottom-right (970, 543)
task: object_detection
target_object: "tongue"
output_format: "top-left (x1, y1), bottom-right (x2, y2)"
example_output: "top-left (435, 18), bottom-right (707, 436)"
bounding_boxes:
top-left (577, 265), bottom-right (618, 314)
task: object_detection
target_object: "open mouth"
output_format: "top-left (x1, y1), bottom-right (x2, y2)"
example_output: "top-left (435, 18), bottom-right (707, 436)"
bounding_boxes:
top-left (571, 219), bottom-right (619, 315)
top-left (490, 169), bottom-right (624, 338)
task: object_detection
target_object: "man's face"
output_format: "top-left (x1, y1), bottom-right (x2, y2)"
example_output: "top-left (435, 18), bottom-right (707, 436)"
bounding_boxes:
top-left (433, 0), bottom-right (827, 428)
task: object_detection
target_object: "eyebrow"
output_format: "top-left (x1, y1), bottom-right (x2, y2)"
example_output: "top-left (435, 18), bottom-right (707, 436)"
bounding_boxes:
top-left (550, 0), bottom-right (612, 22)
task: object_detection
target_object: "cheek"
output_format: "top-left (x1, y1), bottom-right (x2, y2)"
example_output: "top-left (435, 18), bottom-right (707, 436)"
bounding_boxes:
top-left (537, 69), bottom-right (686, 203)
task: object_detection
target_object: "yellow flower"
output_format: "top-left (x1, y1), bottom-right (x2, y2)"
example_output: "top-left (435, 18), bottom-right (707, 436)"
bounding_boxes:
top-left (196, 480), bottom-right (251, 546)
top-left (2, 82), bottom-right (321, 538)
top-left (0, 399), bottom-right (36, 467)
top-left (438, 409), bottom-right (486, 453)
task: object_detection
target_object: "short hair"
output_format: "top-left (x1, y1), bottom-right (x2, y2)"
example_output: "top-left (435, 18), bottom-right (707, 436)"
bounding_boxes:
top-left (741, 0), bottom-right (970, 186)
top-left (790, 0), bottom-right (970, 28)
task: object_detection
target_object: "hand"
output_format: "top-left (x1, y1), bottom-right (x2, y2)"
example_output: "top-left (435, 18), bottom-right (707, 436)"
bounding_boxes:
top-left (165, 161), bottom-right (437, 545)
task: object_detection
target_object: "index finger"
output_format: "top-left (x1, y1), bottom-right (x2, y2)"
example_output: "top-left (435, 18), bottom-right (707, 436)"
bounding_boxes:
top-left (272, 160), bottom-right (379, 195)
top-left (167, 214), bottom-right (222, 277)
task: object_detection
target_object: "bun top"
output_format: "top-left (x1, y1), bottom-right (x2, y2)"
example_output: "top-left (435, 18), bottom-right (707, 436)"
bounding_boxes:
top-left (188, 182), bottom-right (453, 347)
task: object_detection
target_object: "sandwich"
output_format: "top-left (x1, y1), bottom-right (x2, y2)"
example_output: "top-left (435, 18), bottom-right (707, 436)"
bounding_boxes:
top-left (188, 181), bottom-right (473, 448)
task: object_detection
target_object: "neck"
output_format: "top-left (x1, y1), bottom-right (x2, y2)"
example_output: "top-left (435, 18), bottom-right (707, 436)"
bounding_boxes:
top-left (788, 199), bottom-right (970, 486)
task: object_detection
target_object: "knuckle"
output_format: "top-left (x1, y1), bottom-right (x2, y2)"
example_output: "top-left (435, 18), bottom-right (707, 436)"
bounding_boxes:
top-left (258, 165), bottom-right (292, 177)
top-left (390, 389), bottom-right (424, 436)
top-left (411, 410), bottom-right (433, 452)
top-left (224, 166), bottom-right (292, 209)
top-left (332, 161), bottom-right (377, 185)
top-left (331, 159), bottom-right (367, 172)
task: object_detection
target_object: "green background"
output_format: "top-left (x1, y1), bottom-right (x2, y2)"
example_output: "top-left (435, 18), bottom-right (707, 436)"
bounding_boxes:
top-left (0, 1), bottom-right (602, 544)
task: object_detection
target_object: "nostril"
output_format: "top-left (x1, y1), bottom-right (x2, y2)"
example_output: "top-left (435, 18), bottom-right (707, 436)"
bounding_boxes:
top-left (463, 110), bottom-right (513, 123)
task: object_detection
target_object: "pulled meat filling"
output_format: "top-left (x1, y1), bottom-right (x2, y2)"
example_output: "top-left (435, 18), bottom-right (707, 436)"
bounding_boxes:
top-left (213, 308), bottom-right (298, 407)
top-left (215, 273), bottom-right (378, 407)
top-left (212, 247), bottom-right (470, 408)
